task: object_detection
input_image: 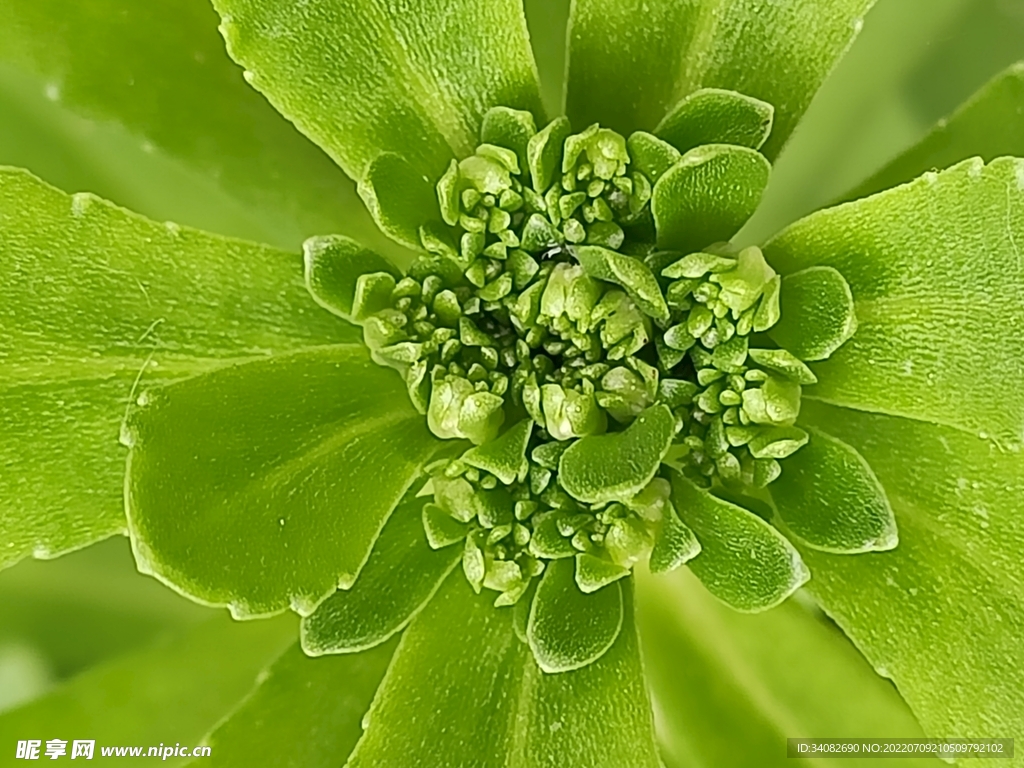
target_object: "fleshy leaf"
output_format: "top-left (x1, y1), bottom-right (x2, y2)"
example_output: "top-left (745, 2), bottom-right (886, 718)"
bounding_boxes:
top-left (346, 574), bottom-right (660, 767)
top-left (300, 484), bottom-right (460, 655)
top-left (0, 615), bottom-right (295, 756)
top-left (0, 0), bottom-right (401, 255)
top-left (649, 503), bottom-right (701, 574)
top-left (770, 426), bottom-right (896, 553)
top-left (671, 471), bottom-right (808, 611)
top-left (652, 145), bottom-right (771, 252)
top-left (769, 266), bottom-right (857, 362)
top-left (765, 157), bottom-right (1024, 444)
top-left (655, 88), bottom-right (774, 155)
top-left (575, 553), bottom-right (630, 594)
top-left (460, 419), bottom-right (533, 485)
top-left (637, 569), bottom-right (934, 768)
top-left (565, 0), bottom-right (875, 159)
top-left (124, 346), bottom-right (442, 618)
top-left (481, 107), bottom-right (538, 176)
top-left (626, 131), bottom-right (682, 182)
top-left (559, 405), bottom-right (676, 504)
top-left (199, 641), bottom-right (395, 768)
top-left (0, 168), bottom-right (355, 573)
top-left (304, 235), bottom-right (401, 321)
top-left (848, 62), bottom-right (1024, 200)
top-left (798, 400), bottom-right (1024, 747)
top-left (211, 0), bottom-right (545, 182)
top-left (574, 245), bottom-right (671, 321)
top-left (527, 559), bottom-right (623, 673)
top-left (358, 152), bottom-right (442, 250)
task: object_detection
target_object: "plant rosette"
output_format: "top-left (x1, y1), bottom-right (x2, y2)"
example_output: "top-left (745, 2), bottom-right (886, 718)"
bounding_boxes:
top-left (2, 1), bottom-right (1023, 766)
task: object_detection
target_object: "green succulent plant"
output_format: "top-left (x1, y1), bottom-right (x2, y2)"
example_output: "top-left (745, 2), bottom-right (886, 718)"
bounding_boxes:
top-left (1, 0), bottom-right (1023, 766)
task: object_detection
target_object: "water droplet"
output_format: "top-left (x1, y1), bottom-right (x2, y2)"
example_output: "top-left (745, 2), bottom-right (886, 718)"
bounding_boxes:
top-left (242, 70), bottom-right (256, 85)
top-left (852, 17), bottom-right (864, 33)
top-left (923, 171), bottom-right (938, 185)
top-left (549, 720), bottom-right (563, 733)
top-left (44, 82), bottom-right (60, 101)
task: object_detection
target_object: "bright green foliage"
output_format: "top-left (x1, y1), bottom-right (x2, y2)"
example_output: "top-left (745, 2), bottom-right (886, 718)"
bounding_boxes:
top-left (346, 574), bottom-right (661, 768)
top-left (655, 88), bottom-right (774, 155)
top-left (300, 484), bottom-right (460, 654)
top-left (0, 168), bottom-right (354, 573)
top-left (637, 569), bottom-right (934, 768)
top-left (304, 235), bottom-right (402, 321)
top-left (766, 157), bottom-right (1024, 445)
top-left (850, 62), bottom-right (1024, 199)
top-left (0, 615), bottom-right (296, 765)
top-left (197, 641), bottom-right (396, 768)
top-left (770, 267), bottom-right (858, 361)
top-left (211, 0), bottom-right (544, 181)
top-left (565, 0), bottom-right (876, 159)
top-left (771, 426), bottom-right (896, 553)
top-left (799, 400), bottom-right (1024, 752)
top-left (124, 347), bottom-right (442, 618)
top-left (672, 471), bottom-right (809, 612)
top-left (0, 0), bottom-right (394, 254)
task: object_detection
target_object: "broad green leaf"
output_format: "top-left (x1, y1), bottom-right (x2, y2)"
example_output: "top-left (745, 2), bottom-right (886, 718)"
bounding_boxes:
top-left (523, 0), bottom-right (571, 117)
top-left (637, 569), bottom-right (934, 768)
top-left (300, 483), bottom-right (460, 655)
top-left (304, 235), bottom-right (401, 321)
top-left (653, 145), bottom-right (771, 252)
top-left (655, 88), bottom-right (775, 155)
top-left (346, 573), bottom-right (661, 768)
top-left (0, 615), bottom-right (295, 767)
top-left (565, 0), bottom-right (875, 159)
top-left (771, 426), bottom-right (896, 553)
top-left (765, 157), bottom-right (1024, 445)
top-left (527, 559), bottom-right (623, 673)
top-left (849, 62), bottom-right (1024, 200)
top-left (672, 471), bottom-right (808, 612)
top-left (798, 400), bottom-right (1024, 748)
top-left (212, 0), bottom-right (545, 183)
top-left (0, 168), bottom-right (355, 573)
top-left (196, 641), bottom-right (395, 768)
top-left (769, 266), bottom-right (857, 362)
top-left (559, 405), bottom-right (676, 504)
top-left (124, 346), bottom-right (442, 618)
top-left (0, 0), bottom-right (398, 254)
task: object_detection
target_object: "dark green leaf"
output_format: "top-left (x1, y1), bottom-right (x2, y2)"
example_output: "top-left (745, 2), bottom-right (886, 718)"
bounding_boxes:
top-left (460, 419), bottom-right (533, 486)
top-left (649, 503), bottom-right (701, 574)
top-left (304, 235), bottom-right (401, 321)
top-left (672, 471), bottom-right (808, 611)
top-left (527, 559), bottom-right (623, 672)
top-left (655, 88), bottom-right (774, 155)
top-left (566, 0), bottom-right (875, 159)
top-left (626, 131), bottom-right (682, 182)
top-left (769, 266), bottom-right (857, 362)
top-left (346, 573), bottom-right (660, 767)
top-left (197, 641), bottom-right (395, 768)
top-left (771, 426), bottom-right (896, 553)
top-left (300, 483), bottom-right (460, 655)
top-left (124, 346), bottom-right (442, 618)
top-left (0, 169), bottom-right (355, 573)
top-left (637, 569), bottom-right (934, 768)
top-left (212, 0), bottom-right (545, 183)
top-left (653, 145), bottom-right (771, 252)
top-left (358, 152), bottom-right (443, 250)
top-left (559, 405), bottom-right (676, 504)
top-left (765, 157), bottom-right (1024, 444)
top-left (798, 400), bottom-right (1024, 746)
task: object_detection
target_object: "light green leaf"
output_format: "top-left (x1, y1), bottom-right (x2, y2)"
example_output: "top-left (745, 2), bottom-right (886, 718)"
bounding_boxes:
top-left (798, 400), bottom-right (1024, 747)
top-left (565, 0), bottom-right (875, 159)
top-left (765, 157), bottom-right (1024, 445)
top-left (196, 641), bottom-right (395, 768)
top-left (304, 235), bottom-right (401, 321)
top-left (655, 88), bottom-right (774, 155)
top-left (653, 145), bottom-right (771, 252)
top-left (124, 346), bottom-right (442, 618)
top-left (0, 615), bottom-right (295, 767)
top-left (346, 573), bottom-right (660, 768)
top-left (300, 483), bottom-right (460, 655)
top-left (771, 426), bottom-right (897, 553)
top-left (627, 131), bottom-right (682, 183)
top-left (574, 245), bottom-right (670, 322)
top-left (559, 405), bottom-right (676, 505)
top-left (212, 0), bottom-right (545, 183)
top-left (358, 152), bottom-right (443, 250)
top-left (461, 419), bottom-right (533, 485)
top-left (0, 168), bottom-right (355, 573)
top-left (527, 559), bottom-right (623, 672)
top-left (637, 569), bottom-right (934, 768)
top-left (649, 503), bottom-right (701, 574)
top-left (672, 471), bottom-right (808, 612)
top-left (769, 266), bottom-right (857, 362)
top-left (0, 0), bottom-right (398, 254)
top-left (849, 62), bottom-right (1024, 200)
